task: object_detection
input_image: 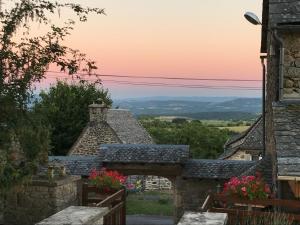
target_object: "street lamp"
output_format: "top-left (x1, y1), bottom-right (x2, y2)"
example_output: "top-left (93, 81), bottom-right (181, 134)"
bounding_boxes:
top-left (244, 12), bottom-right (262, 25)
top-left (244, 11), bottom-right (266, 157)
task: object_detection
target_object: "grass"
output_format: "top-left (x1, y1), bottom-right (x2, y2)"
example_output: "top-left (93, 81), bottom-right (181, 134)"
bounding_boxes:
top-left (218, 126), bottom-right (250, 133)
top-left (126, 191), bottom-right (174, 216)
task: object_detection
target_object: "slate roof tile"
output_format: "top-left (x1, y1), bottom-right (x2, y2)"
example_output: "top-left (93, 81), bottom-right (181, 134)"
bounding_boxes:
top-left (98, 144), bottom-right (190, 164)
top-left (219, 116), bottom-right (263, 159)
top-left (182, 159), bottom-right (256, 179)
top-left (48, 156), bottom-right (102, 176)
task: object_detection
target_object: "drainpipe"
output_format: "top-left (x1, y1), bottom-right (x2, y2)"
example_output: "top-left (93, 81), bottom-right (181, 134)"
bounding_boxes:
top-left (271, 28), bottom-right (284, 198)
top-left (260, 55), bottom-right (267, 157)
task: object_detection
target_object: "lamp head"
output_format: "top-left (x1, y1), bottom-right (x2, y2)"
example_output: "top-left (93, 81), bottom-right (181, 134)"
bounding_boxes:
top-left (244, 12), bottom-right (262, 25)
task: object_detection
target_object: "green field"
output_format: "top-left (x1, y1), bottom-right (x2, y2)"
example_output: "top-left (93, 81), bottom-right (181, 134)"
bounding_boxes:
top-left (126, 191), bottom-right (174, 216)
top-left (218, 126), bottom-right (249, 133)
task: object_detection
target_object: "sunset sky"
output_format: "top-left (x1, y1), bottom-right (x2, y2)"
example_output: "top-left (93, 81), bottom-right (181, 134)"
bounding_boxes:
top-left (30, 0), bottom-right (263, 99)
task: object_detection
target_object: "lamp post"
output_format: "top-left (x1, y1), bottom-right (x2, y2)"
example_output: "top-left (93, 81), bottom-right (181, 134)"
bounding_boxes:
top-left (244, 12), bottom-right (266, 157)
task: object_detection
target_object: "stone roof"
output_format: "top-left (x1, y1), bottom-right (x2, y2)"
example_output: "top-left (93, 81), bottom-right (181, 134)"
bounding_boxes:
top-left (261, 0), bottom-right (300, 53)
top-left (106, 109), bottom-right (153, 144)
top-left (69, 108), bottom-right (153, 155)
top-left (98, 144), bottom-right (190, 164)
top-left (48, 156), bottom-right (102, 176)
top-left (219, 116), bottom-right (263, 159)
top-left (182, 159), bottom-right (256, 179)
top-left (273, 103), bottom-right (300, 177)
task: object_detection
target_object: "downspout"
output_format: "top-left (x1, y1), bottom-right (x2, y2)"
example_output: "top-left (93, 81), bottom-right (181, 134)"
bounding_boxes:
top-left (260, 55), bottom-right (267, 157)
top-left (272, 28), bottom-right (284, 197)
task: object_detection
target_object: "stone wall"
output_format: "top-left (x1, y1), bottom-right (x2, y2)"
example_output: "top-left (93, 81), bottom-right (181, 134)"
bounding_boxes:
top-left (36, 206), bottom-right (108, 225)
top-left (282, 32), bottom-right (300, 99)
top-left (145, 176), bottom-right (172, 191)
top-left (0, 197), bottom-right (3, 225)
top-left (173, 177), bottom-right (221, 223)
top-left (69, 122), bottom-right (120, 155)
top-left (4, 176), bottom-right (80, 225)
top-left (227, 150), bottom-right (252, 161)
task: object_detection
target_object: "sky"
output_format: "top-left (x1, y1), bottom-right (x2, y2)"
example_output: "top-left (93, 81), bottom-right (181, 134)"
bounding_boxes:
top-left (22, 0), bottom-right (263, 99)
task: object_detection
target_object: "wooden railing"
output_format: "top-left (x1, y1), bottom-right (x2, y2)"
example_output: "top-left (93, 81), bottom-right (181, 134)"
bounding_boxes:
top-left (82, 184), bottom-right (126, 225)
top-left (202, 194), bottom-right (300, 224)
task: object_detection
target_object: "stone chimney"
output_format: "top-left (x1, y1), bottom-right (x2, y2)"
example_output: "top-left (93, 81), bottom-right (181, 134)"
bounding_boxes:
top-left (89, 99), bottom-right (108, 122)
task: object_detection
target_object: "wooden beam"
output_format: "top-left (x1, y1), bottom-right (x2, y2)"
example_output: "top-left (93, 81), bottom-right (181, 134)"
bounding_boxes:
top-left (103, 163), bottom-right (182, 176)
top-left (278, 176), bottom-right (300, 181)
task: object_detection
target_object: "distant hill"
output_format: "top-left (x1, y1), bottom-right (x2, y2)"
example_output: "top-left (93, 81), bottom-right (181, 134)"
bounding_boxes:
top-left (113, 97), bottom-right (261, 120)
top-left (179, 111), bottom-right (258, 120)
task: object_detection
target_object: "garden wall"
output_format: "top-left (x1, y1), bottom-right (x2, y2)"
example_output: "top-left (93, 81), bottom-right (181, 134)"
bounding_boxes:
top-left (172, 177), bottom-right (221, 222)
top-left (4, 176), bottom-right (80, 225)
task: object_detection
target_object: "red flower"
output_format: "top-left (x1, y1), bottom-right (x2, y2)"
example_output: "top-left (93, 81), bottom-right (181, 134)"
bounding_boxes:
top-left (88, 168), bottom-right (127, 192)
top-left (222, 174), bottom-right (271, 200)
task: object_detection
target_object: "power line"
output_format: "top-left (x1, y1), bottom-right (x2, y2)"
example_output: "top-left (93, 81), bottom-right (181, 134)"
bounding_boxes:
top-left (44, 74), bottom-right (261, 89)
top-left (101, 79), bottom-right (261, 90)
top-left (43, 74), bottom-right (261, 91)
top-left (46, 70), bottom-right (262, 82)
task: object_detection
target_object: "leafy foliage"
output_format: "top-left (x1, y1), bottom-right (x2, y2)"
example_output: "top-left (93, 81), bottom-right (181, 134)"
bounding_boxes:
top-left (0, 0), bottom-right (104, 191)
top-left (222, 173), bottom-right (271, 200)
top-left (34, 81), bottom-right (112, 155)
top-left (140, 119), bottom-right (232, 159)
top-left (89, 168), bottom-right (127, 193)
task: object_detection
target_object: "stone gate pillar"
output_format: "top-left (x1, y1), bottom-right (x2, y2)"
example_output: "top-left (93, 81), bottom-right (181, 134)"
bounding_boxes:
top-left (172, 176), bottom-right (185, 224)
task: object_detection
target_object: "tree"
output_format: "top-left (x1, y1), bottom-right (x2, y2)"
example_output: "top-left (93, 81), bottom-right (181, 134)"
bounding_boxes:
top-left (34, 81), bottom-right (112, 156)
top-left (0, 0), bottom-right (104, 191)
top-left (140, 119), bottom-right (230, 159)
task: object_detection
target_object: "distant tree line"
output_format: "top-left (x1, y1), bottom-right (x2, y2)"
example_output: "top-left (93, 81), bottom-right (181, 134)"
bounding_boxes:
top-left (140, 118), bottom-right (234, 159)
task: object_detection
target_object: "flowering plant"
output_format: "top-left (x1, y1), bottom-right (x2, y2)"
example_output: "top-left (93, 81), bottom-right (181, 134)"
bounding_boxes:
top-left (222, 173), bottom-right (271, 200)
top-left (126, 179), bottom-right (143, 193)
top-left (89, 168), bottom-right (127, 193)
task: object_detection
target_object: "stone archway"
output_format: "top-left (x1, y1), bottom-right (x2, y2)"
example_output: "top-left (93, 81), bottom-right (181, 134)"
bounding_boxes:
top-left (99, 144), bottom-right (190, 223)
top-left (102, 162), bottom-right (185, 223)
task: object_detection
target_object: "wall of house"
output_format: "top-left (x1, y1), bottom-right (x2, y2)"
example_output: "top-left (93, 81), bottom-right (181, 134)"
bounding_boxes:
top-left (227, 150), bottom-right (252, 161)
top-left (282, 32), bottom-right (300, 99)
top-left (145, 176), bottom-right (172, 191)
top-left (265, 0), bottom-right (300, 188)
top-left (4, 176), bottom-right (80, 225)
top-left (69, 122), bottom-right (120, 155)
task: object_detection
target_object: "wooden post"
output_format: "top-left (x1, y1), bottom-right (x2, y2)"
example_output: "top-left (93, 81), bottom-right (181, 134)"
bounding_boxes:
top-left (121, 189), bottom-right (126, 225)
top-left (82, 183), bottom-right (88, 206)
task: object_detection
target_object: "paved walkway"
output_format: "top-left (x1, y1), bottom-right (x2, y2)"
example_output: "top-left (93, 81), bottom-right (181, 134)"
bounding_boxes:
top-left (127, 215), bottom-right (174, 225)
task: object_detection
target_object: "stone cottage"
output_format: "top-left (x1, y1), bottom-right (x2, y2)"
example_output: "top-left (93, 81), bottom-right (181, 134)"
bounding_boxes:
top-left (261, 0), bottom-right (300, 198)
top-left (68, 102), bottom-right (153, 155)
top-left (68, 102), bottom-right (172, 190)
top-left (219, 116), bottom-right (263, 161)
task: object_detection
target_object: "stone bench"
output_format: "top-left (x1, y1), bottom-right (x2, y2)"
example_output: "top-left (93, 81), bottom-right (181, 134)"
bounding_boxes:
top-left (177, 211), bottom-right (228, 225)
top-left (36, 206), bottom-right (109, 225)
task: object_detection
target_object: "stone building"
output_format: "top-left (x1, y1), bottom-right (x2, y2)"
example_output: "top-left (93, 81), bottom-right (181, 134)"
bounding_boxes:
top-left (67, 102), bottom-right (172, 191)
top-left (68, 102), bottom-right (153, 155)
top-left (219, 116), bottom-right (263, 161)
top-left (261, 0), bottom-right (300, 198)
top-left (50, 144), bottom-right (256, 222)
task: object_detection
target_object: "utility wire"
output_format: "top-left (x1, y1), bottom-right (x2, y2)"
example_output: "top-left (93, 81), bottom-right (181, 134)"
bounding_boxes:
top-left (43, 74), bottom-right (261, 91)
top-left (46, 70), bottom-right (262, 82)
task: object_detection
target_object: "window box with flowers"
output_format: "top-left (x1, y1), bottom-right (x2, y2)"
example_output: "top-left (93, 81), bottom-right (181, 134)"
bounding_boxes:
top-left (220, 173), bottom-right (272, 210)
top-left (88, 168), bottom-right (127, 196)
top-left (222, 173), bottom-right (271, 201)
